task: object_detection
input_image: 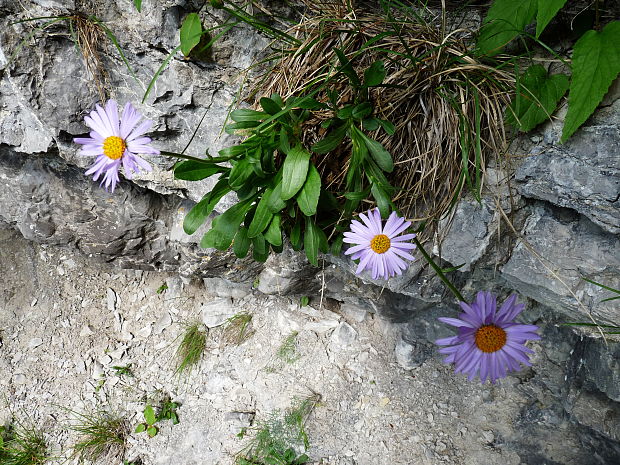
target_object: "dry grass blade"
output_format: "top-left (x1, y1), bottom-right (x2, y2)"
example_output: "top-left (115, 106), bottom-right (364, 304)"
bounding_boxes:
top-left (72, 14), bottom-right (109, 101)
top-left (252, 0), bottom-right (514, 231)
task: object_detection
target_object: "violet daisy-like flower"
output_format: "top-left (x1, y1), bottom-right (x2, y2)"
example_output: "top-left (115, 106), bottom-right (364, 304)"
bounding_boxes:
top-left (74, 99), bottom-right (159, 192)
top-left (343, 208), bottom-right (416, 280)
top-left (436, 291), bottom-right (540, 384)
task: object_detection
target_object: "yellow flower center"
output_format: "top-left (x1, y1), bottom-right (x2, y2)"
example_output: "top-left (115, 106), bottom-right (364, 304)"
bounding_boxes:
top-left (475, 325), bottom-right (507, 353)
top-left (103, 136), bottom-right (127, 160)
top-left (370, 234), bottom-right (391, 254)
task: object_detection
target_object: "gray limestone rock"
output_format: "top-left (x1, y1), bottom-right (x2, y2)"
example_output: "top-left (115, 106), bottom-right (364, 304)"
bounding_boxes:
top-left (515, 100), bottom-right (620, 235)
top-left (0, 146), bottom-right (263, 282)
top-left (502, 203), bottom-right (620, 325)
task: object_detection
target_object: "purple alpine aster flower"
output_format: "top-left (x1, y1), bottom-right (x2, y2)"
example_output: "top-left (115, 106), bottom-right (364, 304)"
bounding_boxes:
top-left (73, 100), bottom-right (159, 192)
top-left (436, 291), bottom-right (540, 384)
top-left (343, 208), bottom-right (416, 280)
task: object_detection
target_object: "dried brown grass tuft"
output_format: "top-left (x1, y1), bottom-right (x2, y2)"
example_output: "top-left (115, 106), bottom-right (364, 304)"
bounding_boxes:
top-left (253, 0), bottom-right (514, 226)
top-left (72, 14), bottom-right (109, 101)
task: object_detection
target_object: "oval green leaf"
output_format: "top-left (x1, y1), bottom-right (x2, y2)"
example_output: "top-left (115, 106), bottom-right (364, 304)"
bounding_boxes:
top-left (180, 13), bottom-right (202, 56)
top-left (174, 160), bottom-right (226, 181)
top-left (233, 227), bottom-right (251, 258)
top-left (281, 145), bottom-right (311, 200)
top-left (296, 163), bottom-right (321, 216)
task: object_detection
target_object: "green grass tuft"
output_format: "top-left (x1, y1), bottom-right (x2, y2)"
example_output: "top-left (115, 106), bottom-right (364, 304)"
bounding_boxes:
top-left (69, 411), bottom-right (128, 463)
top-left (236, 394), bottom-right (320, 465)
top-left (175, 323), bottom-right (207, 374)
top-left (0, 423), bottom-right (49, 465)
top-left (223, 313), bottom-right (255, 346)
top-left (277, 331), bottom-right (300, 364)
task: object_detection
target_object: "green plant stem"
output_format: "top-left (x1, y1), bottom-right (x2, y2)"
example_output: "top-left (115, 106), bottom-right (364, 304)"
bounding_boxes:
top-left (413, 237), bottom-right (465, 302)
top-left (160, 150), bottom-right (235, 163)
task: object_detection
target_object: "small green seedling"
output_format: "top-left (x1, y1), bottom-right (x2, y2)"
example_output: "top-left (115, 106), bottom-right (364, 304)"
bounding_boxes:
top-left (135, 406), bottom-right (158, 438)
top-left (299, 296), bottom-right (310, 307)
top-left (156, 283), bottom-right (168, 294)
top-left (112, 365), bottom-right (134, 377)
top-left (156, 400), bottom-right (180, 425)
top-left (135, 400), bottom-right (180, 438)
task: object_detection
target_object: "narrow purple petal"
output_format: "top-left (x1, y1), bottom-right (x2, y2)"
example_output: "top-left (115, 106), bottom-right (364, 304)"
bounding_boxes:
top-left (391, 233), bottom-right (416, 242)
top-left (74, 137), bottom-right (98, 145)
top-left (355, 250), bottom-right (373, 275)
top-left (344, 243), bottom-right (369, 256)
top-left (387, 219), bottom-right (412, 238)
top-left (105, 100), bottom-right (120, 137)
top-left (383, 212), bottom-right (405, 236)
top-left (126, 120), bottom-right (153, 142)
top-left (435, 336), bottom-right (460, 346)
top-left (390, 247), bottom-right (416, 261)
top-left (120, 102), bottom-right (142, 139)
top-left (95, 104), bottom-right (115, 136)
top-left (84, 114), bottom-right (108, 137)
top-left (438, 317), bottom-right (474, 328)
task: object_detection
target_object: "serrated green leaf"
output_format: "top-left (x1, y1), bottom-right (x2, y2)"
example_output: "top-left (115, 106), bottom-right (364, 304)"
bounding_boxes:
top-left (147, 426), bottom-right (158, 438)
top-left (174, 160), bottom-right (226, 181)
top-left (355, 128), bottom-right (394, 173)
top-left (536, 0), bottom-right (567, 38)
top-left (248, 188), bottom-right (274, 237)
top-left (562, 21), bottom-right (620, 142)
top-left (506, 65), bottom-right (569, 132)
top-left (135, 423), bottom-right (146, 433)
top-left (183, 178), bottom-right (231, 235)
top-left (144, 406), bottom-right (156, 426)
top-left (180, 13), bottom-right (202, 56)
top-left (133, 0), bottom-right (142, 12)
top-left (364, 60), bottom-right (386, 86)
top-left (311, 123), bottom-right (348, 154)
top-left (264, 213), bottom-right (282, 246)
top-left (304, 218), bottom-right (320, 266)
top-left (230, 109), bottom-right (268, 122)
top-left (281, 145), bottom-right (311, 200)
top-left (296, 164), bottom-right (321, 216)
top-left (233, 227), bottom-right (251, 258)
top-left (477, 0), bottom-right (537, 56)
top-left (200, 199), bottom-right (253, 250)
